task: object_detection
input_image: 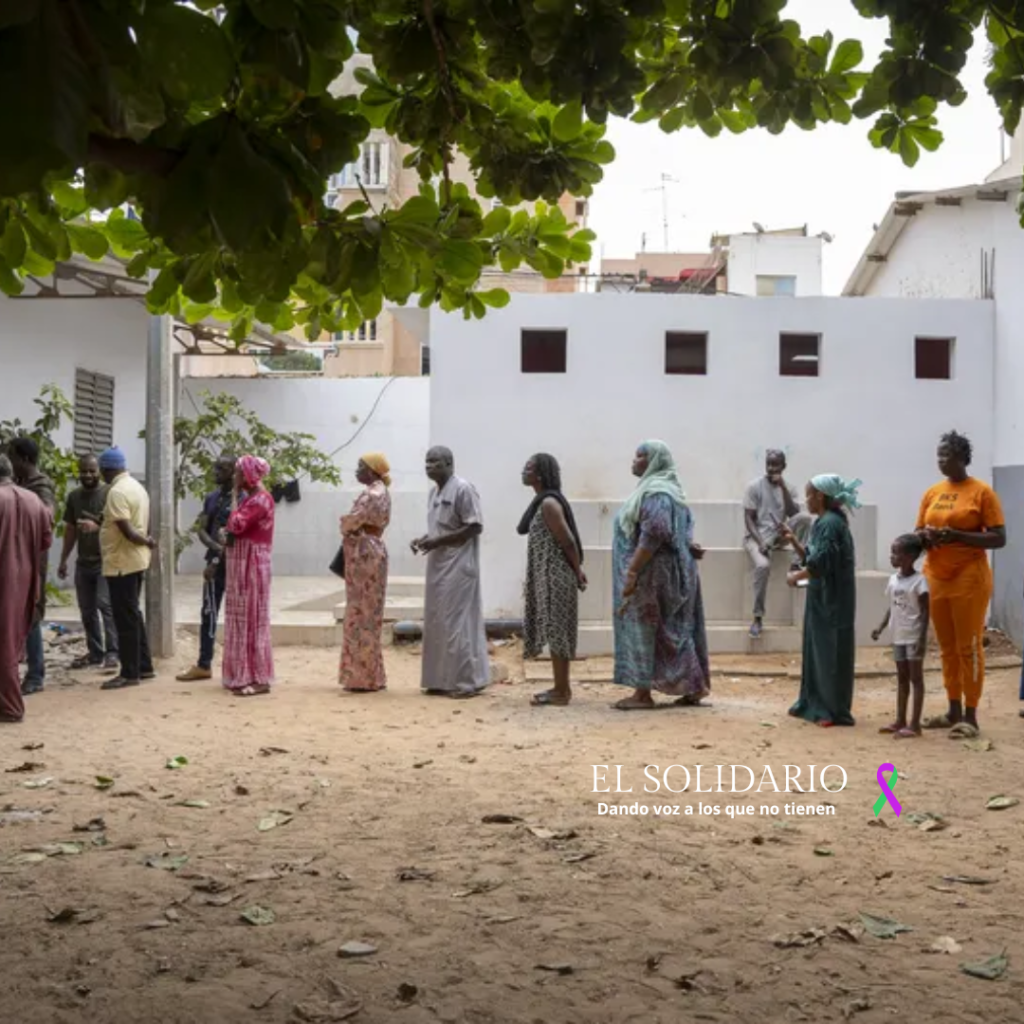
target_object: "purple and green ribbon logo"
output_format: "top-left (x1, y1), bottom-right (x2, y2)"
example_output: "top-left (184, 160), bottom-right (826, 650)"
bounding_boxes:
top-left (873, 762), bottom-right (901, 818)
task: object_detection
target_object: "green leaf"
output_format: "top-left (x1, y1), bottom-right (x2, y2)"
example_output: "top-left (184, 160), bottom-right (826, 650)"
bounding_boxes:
top-left (0, 219), bottom-right (27, 268)
top-left (0, 261), bottom-right (24, 296)
top-left (482, 206), bottom-right (511, 235)
top-left (552, 99), bottom-right (583, 141)
top-left (440, 239), bottom-right (484, 284)
top-left (898, 130), bottom-right (920, 167)
top-left (209, 122), bottom-right (291, 250)
top-left (51, 181), bottom-right (89, 217)
top-left (830, 39), bottom-right (864, 75)
top-left (476, 288), bottom-right (510, 309)
top-left (105, 215), bottom-right (148, 256)
top-left (66, 223), bottom-right (109, 261)
top-left (138, 5), bottom-right (235, 103)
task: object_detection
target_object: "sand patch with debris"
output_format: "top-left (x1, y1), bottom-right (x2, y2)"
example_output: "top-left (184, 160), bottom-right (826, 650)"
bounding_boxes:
top-left (2, 640), bottom-right (1023, 1023)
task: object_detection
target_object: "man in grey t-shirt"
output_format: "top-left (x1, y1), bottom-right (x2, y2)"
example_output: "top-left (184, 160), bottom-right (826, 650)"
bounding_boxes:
top-left (743, 450), bottom-right (813, 639)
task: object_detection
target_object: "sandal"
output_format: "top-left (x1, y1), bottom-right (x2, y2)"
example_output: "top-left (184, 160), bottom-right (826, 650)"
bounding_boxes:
top-left (948, 722), bottom-right (979, 739)
top-left (71, 655), bottom-right (100, 670)
top-left (613, 697), bottom-right (655, 711)
top-left (894, 727), bottom-right (920, 739)
top-left (673, 695), bottom-right (709, 707)
top-left (923, 714), bottom-right (955, 730)
top-left (233, 684), bottom-right (270, 697)
top-left (531, 690), bottom-right (570, 706)
top-left (879, 722), bottom-right (902, 734)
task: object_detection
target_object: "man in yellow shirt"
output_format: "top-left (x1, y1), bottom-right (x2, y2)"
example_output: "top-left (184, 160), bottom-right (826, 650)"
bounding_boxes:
top-left (95, 447), bottom-right (156, 690)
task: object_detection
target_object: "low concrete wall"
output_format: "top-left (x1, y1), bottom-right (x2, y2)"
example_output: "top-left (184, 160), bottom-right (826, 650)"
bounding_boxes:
top-left (993, 465), bottom-right (1023, 646)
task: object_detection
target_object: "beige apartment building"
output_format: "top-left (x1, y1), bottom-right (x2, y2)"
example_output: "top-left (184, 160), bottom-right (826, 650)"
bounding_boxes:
top-left (321, 57), bottom-right (588, 378)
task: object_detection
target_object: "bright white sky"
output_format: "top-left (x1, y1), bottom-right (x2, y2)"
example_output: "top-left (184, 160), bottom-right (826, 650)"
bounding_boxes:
top-left (588, 0), bottom-right (1005, 294)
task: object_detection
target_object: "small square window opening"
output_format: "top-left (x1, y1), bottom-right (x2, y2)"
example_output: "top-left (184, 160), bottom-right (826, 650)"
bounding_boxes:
top-left (779, 333), bottom-right (820, 377)
top-left (665, 332), bottom-right (708, 375)
top-left (915, 336), bottom-right (954, 380)
top-left (521, 329), bottom-right (567, 373)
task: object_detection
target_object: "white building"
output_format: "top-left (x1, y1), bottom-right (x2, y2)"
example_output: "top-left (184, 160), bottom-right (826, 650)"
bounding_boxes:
top-left (430, 292), bottom-right (993, 651)
top-left (843, 136), bottom-right (1023, 642)
top-left (725, 228), bottom-right (824, 297)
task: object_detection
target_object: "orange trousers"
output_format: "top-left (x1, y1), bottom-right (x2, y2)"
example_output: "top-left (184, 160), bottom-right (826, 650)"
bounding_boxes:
top-left (927, 560), bottom-right (991, 708)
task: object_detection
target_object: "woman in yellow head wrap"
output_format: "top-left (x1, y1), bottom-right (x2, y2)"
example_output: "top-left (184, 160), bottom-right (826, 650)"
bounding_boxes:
top-left (339, 454), bottom-right (392, 692)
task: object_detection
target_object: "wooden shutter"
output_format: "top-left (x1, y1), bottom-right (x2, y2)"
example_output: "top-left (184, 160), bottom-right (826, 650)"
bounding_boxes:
top-left (73, 369), bottom-right (115, 457)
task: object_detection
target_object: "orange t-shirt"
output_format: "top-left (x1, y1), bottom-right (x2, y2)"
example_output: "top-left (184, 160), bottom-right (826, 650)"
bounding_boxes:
top-left (916, 478), bottom-right (1004, 581)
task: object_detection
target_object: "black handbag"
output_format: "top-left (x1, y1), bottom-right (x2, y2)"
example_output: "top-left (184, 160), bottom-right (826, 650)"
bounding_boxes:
top-left (329, 542), bottom-right (346, 578)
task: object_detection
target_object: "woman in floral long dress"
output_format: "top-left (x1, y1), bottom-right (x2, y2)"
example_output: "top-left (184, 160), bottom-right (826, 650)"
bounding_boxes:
top-left (339, 454), bottom-right (392, 692)
top-left (612, 440), bottom-right (710, 710)
top-left (222, 455), bottom-right (275, 697)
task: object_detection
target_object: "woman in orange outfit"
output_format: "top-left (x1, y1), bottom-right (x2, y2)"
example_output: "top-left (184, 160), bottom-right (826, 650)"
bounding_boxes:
top-left (916, 431), bottom-right (1006, 737)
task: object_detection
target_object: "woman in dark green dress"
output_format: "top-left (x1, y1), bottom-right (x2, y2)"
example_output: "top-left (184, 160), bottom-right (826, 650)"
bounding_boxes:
top-left (779, 474), bottom-right (861, 728)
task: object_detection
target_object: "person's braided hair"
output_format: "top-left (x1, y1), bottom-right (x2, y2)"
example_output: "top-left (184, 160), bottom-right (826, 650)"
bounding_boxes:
top-left (530, 453), bottom-right (562, 492)
top-left (941, 430), bottom-right (972, 467)
top-left (894, 532), bottom-right (924, 560)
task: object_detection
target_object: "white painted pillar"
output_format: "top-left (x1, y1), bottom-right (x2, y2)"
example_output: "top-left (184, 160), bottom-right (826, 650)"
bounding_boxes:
top-left (145, 313), bottom-right (175, 657)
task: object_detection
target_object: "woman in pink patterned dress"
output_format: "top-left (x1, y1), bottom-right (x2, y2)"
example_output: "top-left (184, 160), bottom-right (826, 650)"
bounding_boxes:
top-left (222, 455), bottom-right (275, 697)
top-left (339, 454), bottom-right (392, 692)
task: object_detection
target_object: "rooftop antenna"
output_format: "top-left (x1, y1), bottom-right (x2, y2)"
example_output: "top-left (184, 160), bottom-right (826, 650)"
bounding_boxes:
top-left (644, 173), bottom-right (681, 250)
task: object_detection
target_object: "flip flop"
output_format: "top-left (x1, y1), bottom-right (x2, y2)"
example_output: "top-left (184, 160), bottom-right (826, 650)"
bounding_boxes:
top-left (613, 698), bottom-right (655, 711)
top-left (233, 685), bottom-right (270, 697)
top-left (894, 727), bottom-right (920, 739)
top-left (948, 722), bottom-right (979, 739)
top-left (923, 714), bottom-right (954, 730)
top-left (531, 690), bottom-right (570, 707)
top-left (673, 695), bottom-right (710, 707)
top-left (879, 722), bottom-right (902, 734)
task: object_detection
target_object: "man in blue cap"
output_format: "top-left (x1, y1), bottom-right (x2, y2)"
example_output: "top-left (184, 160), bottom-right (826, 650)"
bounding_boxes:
top-left (81, 448), bottom-right (157, 690)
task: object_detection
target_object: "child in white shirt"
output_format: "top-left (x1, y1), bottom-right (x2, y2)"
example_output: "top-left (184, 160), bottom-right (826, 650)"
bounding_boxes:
top-left (871, 534), bottom-right (930, 737)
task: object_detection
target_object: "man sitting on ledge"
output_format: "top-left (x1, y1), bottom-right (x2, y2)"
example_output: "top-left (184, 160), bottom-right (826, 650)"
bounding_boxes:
top-left (743, 449), bottom-right (813, 639)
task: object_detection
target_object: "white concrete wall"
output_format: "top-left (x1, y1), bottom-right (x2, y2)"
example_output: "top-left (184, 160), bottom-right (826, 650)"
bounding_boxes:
top-left (429, 293), bottom-right (994, 618)
top-left (859, 200), bottom-right (1001, 302)
top-left (860, 191), bottom-right (1024, 641)
top-left (726, 234), bottom-right (823, 296)
top-left (0, 294), bottom-right (149, 470)
top-left (177, 376), bottom-right (430, 577)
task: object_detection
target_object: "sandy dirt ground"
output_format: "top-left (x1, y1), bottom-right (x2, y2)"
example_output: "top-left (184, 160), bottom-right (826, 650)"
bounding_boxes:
top-left (2, 636), bottom-right (1024, 1024)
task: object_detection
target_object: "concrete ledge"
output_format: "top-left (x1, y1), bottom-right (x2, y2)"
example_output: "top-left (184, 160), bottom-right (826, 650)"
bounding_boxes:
top-left (570, 499), bottom-right (878, 569)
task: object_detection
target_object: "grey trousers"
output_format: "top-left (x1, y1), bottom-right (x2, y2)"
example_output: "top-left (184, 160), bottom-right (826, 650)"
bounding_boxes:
top-left (745, 512), bottom-right (814, 619)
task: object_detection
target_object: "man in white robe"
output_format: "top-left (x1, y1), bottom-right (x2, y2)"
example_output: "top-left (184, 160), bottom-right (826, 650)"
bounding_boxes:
top-left (412, 447), bottom-right (489, 698)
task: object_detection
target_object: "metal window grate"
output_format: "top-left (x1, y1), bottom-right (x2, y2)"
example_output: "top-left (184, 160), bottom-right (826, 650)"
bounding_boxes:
top-left (73, 368), bottom-right (115, 457)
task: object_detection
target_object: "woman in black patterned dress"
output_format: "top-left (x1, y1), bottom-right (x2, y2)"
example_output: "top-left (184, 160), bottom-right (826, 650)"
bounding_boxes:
top-left (518, 454), bottom-right (587, 706)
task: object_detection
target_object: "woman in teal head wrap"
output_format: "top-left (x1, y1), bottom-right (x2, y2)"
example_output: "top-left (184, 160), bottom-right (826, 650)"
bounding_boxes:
top-left (612, 441), bottom-right (710, 710)
top-left (780, 474), bottom-right (861, 727)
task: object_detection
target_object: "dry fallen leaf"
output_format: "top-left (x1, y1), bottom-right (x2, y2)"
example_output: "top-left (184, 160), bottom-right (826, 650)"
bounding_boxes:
top-left (960, 952), bottom-right (1008, 980)
top-left (256, 810), bottom-right (294, 832)
top-left (986, 795), bottom-right (1019, 811)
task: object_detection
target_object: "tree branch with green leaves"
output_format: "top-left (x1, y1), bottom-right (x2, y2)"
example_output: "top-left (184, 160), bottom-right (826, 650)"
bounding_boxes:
top-left (1, 0), bottom-right (1021, 335)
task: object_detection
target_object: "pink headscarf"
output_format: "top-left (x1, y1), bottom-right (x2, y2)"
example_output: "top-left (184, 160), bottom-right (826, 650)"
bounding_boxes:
top-left (238, 455), bottom-right (270, 491)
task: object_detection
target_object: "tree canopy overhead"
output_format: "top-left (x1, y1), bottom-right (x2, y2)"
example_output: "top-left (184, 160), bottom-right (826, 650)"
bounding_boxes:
top-left (0, 0), bottom-right (1020, 339)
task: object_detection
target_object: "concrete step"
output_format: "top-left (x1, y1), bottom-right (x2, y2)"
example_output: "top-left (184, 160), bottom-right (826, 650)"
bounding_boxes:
top-left (334, 596), bottom-right (425, 623)
top-left (577, 622), bottom-right (804, 657)
top-left (289, 575), bottom-right (425, 613)
top-left (580, 547), bottom-right (890, 628)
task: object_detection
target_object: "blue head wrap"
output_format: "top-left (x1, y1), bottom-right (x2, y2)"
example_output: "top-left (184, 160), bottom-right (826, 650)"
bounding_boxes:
top-left (98, 446), bottom-right (127, 471)
top-left (810, 474), bottom-right (862, 509)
